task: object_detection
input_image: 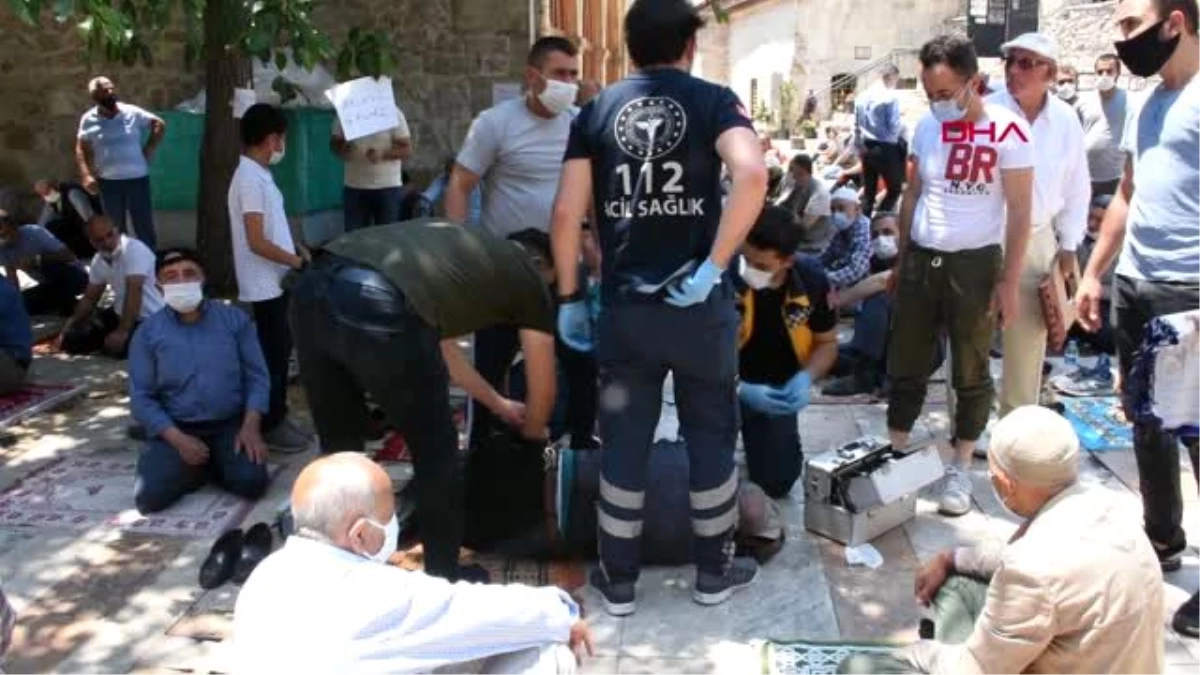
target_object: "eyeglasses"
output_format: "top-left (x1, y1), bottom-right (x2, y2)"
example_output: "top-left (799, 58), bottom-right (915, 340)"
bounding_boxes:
top-left (1006, 56), bottom-right (1051, 71)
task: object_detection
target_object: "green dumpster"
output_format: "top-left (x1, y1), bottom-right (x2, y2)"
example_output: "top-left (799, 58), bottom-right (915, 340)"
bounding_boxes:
top-left (149, 108), bottom-right (343, 215)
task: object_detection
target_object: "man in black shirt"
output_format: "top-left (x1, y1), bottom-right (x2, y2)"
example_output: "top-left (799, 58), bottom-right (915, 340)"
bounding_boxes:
top-left (734, 206), bottom-right (838, 498)
top-left (550, 0), bottom-right (768, 615)
top-left (289, 218), bottom-right (558, 580)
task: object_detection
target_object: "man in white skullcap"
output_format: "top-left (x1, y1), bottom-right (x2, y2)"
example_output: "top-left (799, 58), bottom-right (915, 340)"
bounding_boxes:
top-left (839, 405), bottom-right (1164, 674)
top-left (818, 186), bottom-right (872, 291)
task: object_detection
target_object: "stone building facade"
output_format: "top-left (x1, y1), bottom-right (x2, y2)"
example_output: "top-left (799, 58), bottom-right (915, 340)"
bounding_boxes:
top-left (691, 0), bottom-right (963, 120)
top-left (0, 0), bottom-right (626, 214)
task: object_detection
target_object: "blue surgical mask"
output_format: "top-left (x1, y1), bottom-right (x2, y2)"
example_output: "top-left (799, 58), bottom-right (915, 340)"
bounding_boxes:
top-left (832, 212), bottom-right (851, 230)
top-left (930, 87), bottom-right (969, 123)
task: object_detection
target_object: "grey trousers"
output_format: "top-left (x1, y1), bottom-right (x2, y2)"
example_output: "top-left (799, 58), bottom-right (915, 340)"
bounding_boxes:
top-left (837, 575), bottom-right (988, 674)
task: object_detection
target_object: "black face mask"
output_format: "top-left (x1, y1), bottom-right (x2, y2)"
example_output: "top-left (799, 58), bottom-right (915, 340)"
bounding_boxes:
top-left (1115, 19), bottom-right (1181, 77)
top-left (98, 94), bottom-right (118, 110)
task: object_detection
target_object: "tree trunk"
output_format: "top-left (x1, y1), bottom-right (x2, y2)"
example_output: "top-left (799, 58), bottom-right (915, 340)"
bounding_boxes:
top-left (197, 0), bottom-right (250, 295)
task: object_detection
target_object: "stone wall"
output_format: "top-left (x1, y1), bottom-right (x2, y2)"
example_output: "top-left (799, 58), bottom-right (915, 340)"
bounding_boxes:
top-left (0, 0), bottom-right (538, 218)
top-left (0, 11), bottom-right (203, 213)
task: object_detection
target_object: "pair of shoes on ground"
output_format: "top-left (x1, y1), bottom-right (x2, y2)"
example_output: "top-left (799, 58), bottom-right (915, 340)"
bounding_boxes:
top-left (200, 522), bottom-right (273, 590)
top-left (589, 558), bottom-right (759, 616)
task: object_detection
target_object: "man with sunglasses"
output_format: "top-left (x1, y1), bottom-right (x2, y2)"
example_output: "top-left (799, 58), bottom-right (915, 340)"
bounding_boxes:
top-left (1077, 0), bottom-right (1200, 639)
top-left (986, 33), bottom-right (1090, 419)
top-left (886, 34), bottom-right (1033, 517)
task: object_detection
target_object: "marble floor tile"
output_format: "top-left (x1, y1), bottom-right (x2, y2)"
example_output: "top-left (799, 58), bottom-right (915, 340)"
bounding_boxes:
top-left (575, 583), bottom-right (624, 658)
top-left (620, 535), bottom-right (836, 659)
top-left (618, 656), bottom-right (718, 673)
top-left (818, 528), bottom-right (920, 643)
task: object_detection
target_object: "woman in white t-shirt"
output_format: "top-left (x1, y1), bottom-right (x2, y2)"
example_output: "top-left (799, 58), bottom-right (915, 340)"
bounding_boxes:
top-left (885, 35), bottom-right (1034, 517)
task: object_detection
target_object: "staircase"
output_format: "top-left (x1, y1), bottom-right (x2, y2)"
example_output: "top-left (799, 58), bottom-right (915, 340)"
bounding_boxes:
top-left (810, 48), bottom-right (921, 106)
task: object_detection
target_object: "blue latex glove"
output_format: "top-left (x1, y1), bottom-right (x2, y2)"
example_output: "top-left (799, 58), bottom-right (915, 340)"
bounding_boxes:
top-left (767, 371), bottom-right (812, 414)
top-left (557, 301), bottom-right (595, 352)
top-left (665, 259), bottom-right (724, 308)
top-left (739, 382), bottom-right (795, 416)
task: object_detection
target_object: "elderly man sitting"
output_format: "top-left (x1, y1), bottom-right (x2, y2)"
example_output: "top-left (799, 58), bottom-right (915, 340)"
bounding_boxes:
top-left (839, 405), bottom-right (1164, 674)
top-left (234, 452), bottom-right (593, 674)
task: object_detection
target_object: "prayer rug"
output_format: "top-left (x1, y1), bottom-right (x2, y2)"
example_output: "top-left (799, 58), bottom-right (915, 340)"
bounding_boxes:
top-left (389, 545), bottom-right (586, 594)
top-left (1061, 396), bottom-right (1132, 453)
top-left (754, 638), bottom-right (900, 675)
top-left (0, 381), bottom-right (87, 428)
top-left (0, 456), bottom-right (278, 538)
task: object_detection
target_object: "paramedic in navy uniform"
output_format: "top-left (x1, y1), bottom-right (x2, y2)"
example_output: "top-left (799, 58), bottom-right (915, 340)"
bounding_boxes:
top-left (549, 0), bottom-right (769, 617)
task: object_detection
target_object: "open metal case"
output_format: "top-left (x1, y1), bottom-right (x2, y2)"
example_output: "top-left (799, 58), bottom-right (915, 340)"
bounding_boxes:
top-left (804, 436), bottom-right (945, 546)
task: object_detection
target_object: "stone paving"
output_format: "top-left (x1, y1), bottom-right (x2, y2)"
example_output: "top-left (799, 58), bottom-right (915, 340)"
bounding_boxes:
top-left (0, 351), bottom-right (1197, 674)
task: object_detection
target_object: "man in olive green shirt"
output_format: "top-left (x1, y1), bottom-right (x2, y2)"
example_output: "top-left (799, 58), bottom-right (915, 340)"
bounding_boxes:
top-left (290, 218), bottom-right (558, 579)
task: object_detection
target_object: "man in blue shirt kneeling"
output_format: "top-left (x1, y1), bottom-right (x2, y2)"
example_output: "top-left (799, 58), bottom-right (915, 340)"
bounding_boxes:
top-left (129, 249), bottom-right (271, 513)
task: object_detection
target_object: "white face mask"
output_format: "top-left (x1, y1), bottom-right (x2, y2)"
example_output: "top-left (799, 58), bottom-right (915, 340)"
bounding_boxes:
top-left (832, 211), bottom-right (857, 231)
top-left (162, 281), bottom-right (204, 313)
top-left (362, 513), bottom-right (399, 564)
top-left (538, 78), bottom-right (579, 117)
top-left (930, 87), bottom-right (969, 123)
top-left (739, 259), bottom-right (776, 290)
top-left (1096, 74), bottom-right (1116, 92)
top-left (872, 234), bottom-right (898, 260)
top-left (269, 143), bottom-right (286, 165)
top-left (1056, 83), bottom-right (1077, 101)
top-left (44, 190), bottom-right (61, 205)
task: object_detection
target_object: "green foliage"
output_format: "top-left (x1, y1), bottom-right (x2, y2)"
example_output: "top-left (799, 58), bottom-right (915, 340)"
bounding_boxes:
top-left (711, 0), bottom-right (729, 23)
top-left (752, 99), bottom-right (772, 124)
top-left (3, 0), bottom-right (395, 79)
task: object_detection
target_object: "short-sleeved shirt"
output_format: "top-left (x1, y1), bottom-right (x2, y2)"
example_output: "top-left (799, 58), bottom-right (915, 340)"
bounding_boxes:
top-left (456, 97), bottom-right (574, 237)
top-left (0, 225), bottom-right (72, 282)
top-left (77, 103), bottom-right (154, 180)
top-left (909, 104), bottom-right (1034, 251)
top-left (333, 107), bottom-right (411, 190)
top-left (1077, 89), bottom-right (1128, 184)
top-left (88, 234), bottom-right (164, 319)
top-left (323, 218), bottom-right (555, 338)
top-left (564, 68), bottom-right (754, 302)
top-left (228, 155), bottom-right (296, 302)
top-left (1117, 77), bottom-right (1200, 283)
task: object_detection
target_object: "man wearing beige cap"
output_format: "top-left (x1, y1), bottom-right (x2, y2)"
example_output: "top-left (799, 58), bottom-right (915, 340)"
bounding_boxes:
top-left (839, 405), bottom-right (1163, 674)
top-left (987, 33), bottom-right (1090, 418)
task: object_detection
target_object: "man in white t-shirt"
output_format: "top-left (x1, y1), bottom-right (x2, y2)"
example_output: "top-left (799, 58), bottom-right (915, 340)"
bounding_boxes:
top-left (57, 215), bottom-right (164, 357)
top-left (887, 35), bottom-right (1034, 517)
top-left (331, 106), bottom-right (412, 230)
top-left (986, 34), bottom-right (1090, 418)
top-left (228, 104), bottom-right (312, 454)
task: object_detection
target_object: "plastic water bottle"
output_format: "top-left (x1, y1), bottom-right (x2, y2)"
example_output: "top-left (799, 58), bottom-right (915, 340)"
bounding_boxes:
top-left (1064, 339), bottom-right (1080, 368)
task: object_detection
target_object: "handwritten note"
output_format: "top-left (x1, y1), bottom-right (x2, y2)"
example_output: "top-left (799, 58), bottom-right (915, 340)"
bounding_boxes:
top-left (325, 76), bottom-right (400, 141)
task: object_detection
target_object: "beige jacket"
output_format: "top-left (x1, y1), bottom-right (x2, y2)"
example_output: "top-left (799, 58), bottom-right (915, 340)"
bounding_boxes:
top-left (906, 484), bottom-right (1164, 674)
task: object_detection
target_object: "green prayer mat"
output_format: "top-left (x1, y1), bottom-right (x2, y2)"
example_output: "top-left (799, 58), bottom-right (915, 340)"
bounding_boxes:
top-left (755, 639), bottom-right (904, 674)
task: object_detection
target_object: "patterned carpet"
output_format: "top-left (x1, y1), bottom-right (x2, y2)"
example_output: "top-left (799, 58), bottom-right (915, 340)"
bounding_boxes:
top-left (756, 639), bottom-right (900, 674)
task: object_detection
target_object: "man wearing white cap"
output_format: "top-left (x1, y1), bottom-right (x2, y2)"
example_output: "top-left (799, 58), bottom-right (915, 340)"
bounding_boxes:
top-left (838, 405), bottom-right (1164, 674)
top-left (987, 33), bottom-right (1090, 418)
top-left (818, 187), bottom-right (872, 291)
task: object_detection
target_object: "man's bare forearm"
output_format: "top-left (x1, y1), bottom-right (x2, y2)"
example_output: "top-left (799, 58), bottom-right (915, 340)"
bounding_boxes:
top-left (75, 141), bottom-right (96, 183)
top-left (118, 284), bottom-right (143, 332)
top-left (552, 215), bottom-right (584, 297)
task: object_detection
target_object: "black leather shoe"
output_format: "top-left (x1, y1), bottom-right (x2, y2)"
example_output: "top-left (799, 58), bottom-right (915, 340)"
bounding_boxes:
top-left (1173, 592), bottom-right (1199, 638)
top-left (200, 529), bottom-right (243, 590)
top-left (233, 523), bottom-right (274, 584)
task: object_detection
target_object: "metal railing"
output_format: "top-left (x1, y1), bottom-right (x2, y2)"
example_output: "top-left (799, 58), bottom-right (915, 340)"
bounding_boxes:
top-left (809, 47), bottom-right (920, 102)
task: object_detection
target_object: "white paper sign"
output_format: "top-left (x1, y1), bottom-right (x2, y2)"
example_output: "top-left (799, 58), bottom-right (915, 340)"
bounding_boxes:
top-left (231, 88), bottom-right (257, 119)
top-left (492, 82), bottom-right (522, 106)
top-left (324, 76), bottom-right (400, 141)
